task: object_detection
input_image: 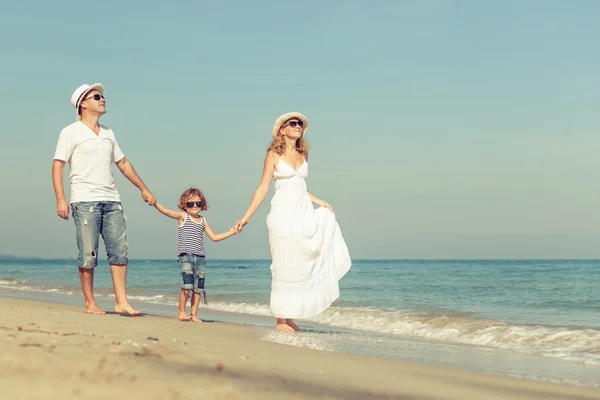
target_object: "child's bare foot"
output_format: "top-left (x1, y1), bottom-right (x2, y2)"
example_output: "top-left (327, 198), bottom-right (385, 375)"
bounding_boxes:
top-left (276, 323), bottom-right (296, 332)
top-left (84, 304), bottom-right (106, 315)
top-left (190, 315), bottom-right (203, 323)
top-left (178, 312), bottom-right (191, 321)
top-left (286, 319), bottom-right (303, 332)
top-left (114, 303), bottom-right (141, 316)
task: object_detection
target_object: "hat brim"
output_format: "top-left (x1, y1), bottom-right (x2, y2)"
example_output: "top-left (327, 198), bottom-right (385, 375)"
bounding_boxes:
top-left (272, 112), bottom-right (308, 138)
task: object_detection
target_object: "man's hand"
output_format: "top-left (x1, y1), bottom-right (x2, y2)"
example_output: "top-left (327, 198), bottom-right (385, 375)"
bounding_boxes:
top-left (56, 199), bottom-right (69, 220)
top-left (141, 189), bottom-right (156, 206)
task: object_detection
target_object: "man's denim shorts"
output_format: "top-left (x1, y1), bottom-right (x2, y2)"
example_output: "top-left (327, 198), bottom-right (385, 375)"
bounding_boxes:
top-left (178, 253), bottom-right (206, 293)
top-left (72, 201), bottom-right (128, 269)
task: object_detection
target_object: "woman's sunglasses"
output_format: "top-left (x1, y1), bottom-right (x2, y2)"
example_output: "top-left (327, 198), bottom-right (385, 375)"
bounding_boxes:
top-left (185, 201), bottom-right (204, 208)
top-left (84, 94), bottom-right (105, 101)
top-left (285, 121), bottom-right (303, 128)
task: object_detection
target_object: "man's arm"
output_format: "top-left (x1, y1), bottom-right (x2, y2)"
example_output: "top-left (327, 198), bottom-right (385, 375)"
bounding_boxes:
top-left (52, 160), bottom-right (70, 220)
top-left (115, 157), bottom-right (155, 205)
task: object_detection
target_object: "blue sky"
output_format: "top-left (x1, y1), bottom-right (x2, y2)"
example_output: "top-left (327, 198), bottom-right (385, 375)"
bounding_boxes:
top-left (1, 1), bottom-right (599, 259)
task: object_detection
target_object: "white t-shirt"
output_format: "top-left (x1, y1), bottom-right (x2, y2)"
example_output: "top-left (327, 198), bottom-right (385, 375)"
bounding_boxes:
top-left (53, 121), bottom-right (125, 204)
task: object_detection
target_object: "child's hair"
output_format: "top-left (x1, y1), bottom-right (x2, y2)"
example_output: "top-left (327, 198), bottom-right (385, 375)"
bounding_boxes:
top-left (177, 188), bottom-right (209, 211)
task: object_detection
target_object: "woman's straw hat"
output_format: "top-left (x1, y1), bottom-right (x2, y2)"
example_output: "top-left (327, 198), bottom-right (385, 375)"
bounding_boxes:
top-left (272, 112), bottom-right (308, 138)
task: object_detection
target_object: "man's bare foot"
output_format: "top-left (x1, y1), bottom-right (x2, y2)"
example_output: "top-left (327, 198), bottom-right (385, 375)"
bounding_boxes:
top-left (190, 315), bottom-right (203, 323)
top-left (178, 312), bottom-right (191, 321)
top-left (286, 319), bottom-right (303, 332)
top-left (114, 303), bottom-right (141, 316)
top-left (84, 305), bottom-right (106, 315)
top-left (276, 323), bottom-right (296, 332)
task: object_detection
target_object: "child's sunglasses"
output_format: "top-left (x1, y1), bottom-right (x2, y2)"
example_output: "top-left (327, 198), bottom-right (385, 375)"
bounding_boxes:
top-left (285, 120), bottom-right (303, 128)
top-left (185, 201), bottom-right (204, 208)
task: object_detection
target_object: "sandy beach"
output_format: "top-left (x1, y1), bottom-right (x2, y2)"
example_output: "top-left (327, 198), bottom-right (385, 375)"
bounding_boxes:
top-left (0, 297), bottom-right (598, 399)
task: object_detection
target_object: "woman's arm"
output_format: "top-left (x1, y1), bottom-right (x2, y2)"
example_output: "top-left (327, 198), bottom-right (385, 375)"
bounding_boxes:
top-left (235, 151), bottom-right (278, 229)
top-left (308, 192), bottom-right (333, 212)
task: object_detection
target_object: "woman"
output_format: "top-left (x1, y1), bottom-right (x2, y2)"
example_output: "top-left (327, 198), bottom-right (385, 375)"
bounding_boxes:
top-left (235, 112), bottom-right (351, 332)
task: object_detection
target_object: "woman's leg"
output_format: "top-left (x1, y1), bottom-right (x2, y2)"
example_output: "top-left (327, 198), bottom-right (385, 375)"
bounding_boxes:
top-left (276, 318), bottom-right (296, 332)
top-left (286, 319), bottom-right (303, 331)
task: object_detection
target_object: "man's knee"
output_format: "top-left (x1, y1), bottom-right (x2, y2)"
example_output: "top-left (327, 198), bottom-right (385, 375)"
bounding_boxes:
top-left (104, 204), bottom-right (128, 265)
top-left (78, 250), bottom-right (98, 269)
top-left (106, 242), bottom-right (128, 266)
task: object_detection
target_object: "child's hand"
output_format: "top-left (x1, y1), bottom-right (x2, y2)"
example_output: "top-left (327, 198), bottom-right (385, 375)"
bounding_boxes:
top-left (229, 226), bottom-right (241, 236)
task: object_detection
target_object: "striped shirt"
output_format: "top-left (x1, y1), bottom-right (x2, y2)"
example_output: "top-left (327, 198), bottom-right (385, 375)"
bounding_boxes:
top-left (177, 214), bottom-right (206, 256)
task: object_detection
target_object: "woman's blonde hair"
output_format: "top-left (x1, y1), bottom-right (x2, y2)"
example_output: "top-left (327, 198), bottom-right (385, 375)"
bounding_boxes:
top-left (267, 119), bottom-right (310, 157)
top-left (177, 188), bottom-right (209, 211)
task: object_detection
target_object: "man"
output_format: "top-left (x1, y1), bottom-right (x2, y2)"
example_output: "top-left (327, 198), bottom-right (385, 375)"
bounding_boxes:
top-left (52, 83), bottom-right (155, 315)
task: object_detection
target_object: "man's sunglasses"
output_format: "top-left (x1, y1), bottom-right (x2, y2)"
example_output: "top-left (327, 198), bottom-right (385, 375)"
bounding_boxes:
top-left (185, 201), bottom-right (204, 208)
top-left (285, 120), bottom-right (303, 128)
top-left (84, 94), bottom-right (105, 101)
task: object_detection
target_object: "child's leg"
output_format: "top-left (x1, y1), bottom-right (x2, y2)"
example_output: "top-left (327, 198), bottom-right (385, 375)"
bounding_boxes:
top-left (189, 256), bottom-right (206, 323)
top-left (178, 290), bottom-right (191, 321)
top-left (179, 255), bottom-right (195, 321)
top-left (190, 292), bottom-right (202, 323)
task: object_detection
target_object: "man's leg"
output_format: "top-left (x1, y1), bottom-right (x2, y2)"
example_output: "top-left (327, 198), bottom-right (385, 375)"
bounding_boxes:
top-left (102, 202), bottom-right (140, 316)
top-left (73, 202), bottom-right (104, 314)
top-left (109, 263), bottom-right (140, 315)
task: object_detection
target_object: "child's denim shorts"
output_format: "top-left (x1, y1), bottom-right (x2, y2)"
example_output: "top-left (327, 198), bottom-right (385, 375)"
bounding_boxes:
top-left (178, 253), bottom-right (206, 294)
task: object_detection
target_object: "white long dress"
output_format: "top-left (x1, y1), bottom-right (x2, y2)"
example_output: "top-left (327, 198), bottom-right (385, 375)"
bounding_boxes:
top-left (266, 158), bottom-right (351, 319)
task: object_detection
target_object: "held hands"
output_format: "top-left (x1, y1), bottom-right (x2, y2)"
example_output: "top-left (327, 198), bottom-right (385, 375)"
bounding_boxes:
top-left (141, 189), bottom-right (156, 206)
top-left (234, 218), bottom-right (249, 232)
top-left (56, 199), bottom-right (69, 220)
top-left (229, 225), bottom-right (241, 237)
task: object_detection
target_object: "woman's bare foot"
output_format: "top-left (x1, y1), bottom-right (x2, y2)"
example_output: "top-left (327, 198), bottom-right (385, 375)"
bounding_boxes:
top-left (190, 315), bottom-right (203, 323)
top-left (178, 312), bottom-right (191, 321)
top-left (286, 319), bottom-right (303, 332)
top-left (276, 323), bottom-right (296, 332)
top-left (84, 305), bottom-right (106, 315)
top-left (114, 303), bottom-right (141, 316)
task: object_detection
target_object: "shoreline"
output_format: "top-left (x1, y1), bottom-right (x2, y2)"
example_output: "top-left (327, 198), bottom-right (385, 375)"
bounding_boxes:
top-left (1, 296), bottom-right (599, 399)
top-left (2, 287), bottom-right (600, 390)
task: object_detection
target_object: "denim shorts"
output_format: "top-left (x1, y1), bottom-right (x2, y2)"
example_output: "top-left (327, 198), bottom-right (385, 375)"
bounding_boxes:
top-left (178, 253), bottom-right (206, 293)
top-left (72, 201), bottom-right (128, 269)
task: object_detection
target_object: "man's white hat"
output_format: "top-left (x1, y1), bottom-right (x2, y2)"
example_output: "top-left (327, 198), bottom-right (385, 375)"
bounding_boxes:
top-left (70, 83), bottom-right (104, 120)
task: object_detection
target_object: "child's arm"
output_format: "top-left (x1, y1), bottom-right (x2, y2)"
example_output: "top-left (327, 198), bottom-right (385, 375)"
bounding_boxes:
top-left (154, 202), bottom-right (185, 221)
top-left (204, 218), bottom-right (239, 242)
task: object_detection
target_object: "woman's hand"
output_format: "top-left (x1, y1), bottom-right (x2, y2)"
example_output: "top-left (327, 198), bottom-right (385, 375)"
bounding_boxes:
top-left (322, 202), bottom-right (333, 212)
top-left (235, 218), bottom-right (249, 232)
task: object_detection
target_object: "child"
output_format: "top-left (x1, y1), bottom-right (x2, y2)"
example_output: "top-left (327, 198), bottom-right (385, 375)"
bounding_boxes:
top-left (154, 188), bottom-right (239, 322)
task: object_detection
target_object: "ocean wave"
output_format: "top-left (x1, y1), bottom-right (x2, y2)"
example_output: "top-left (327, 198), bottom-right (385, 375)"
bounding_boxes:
top-left (308, 307), bottom-right (600, 366)
top-left (201, 302), bottom-right (600, 366)
top-left (2, 283), bottom-right (598, 366)
top-left (0, 277), bottom-right (28, 286)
